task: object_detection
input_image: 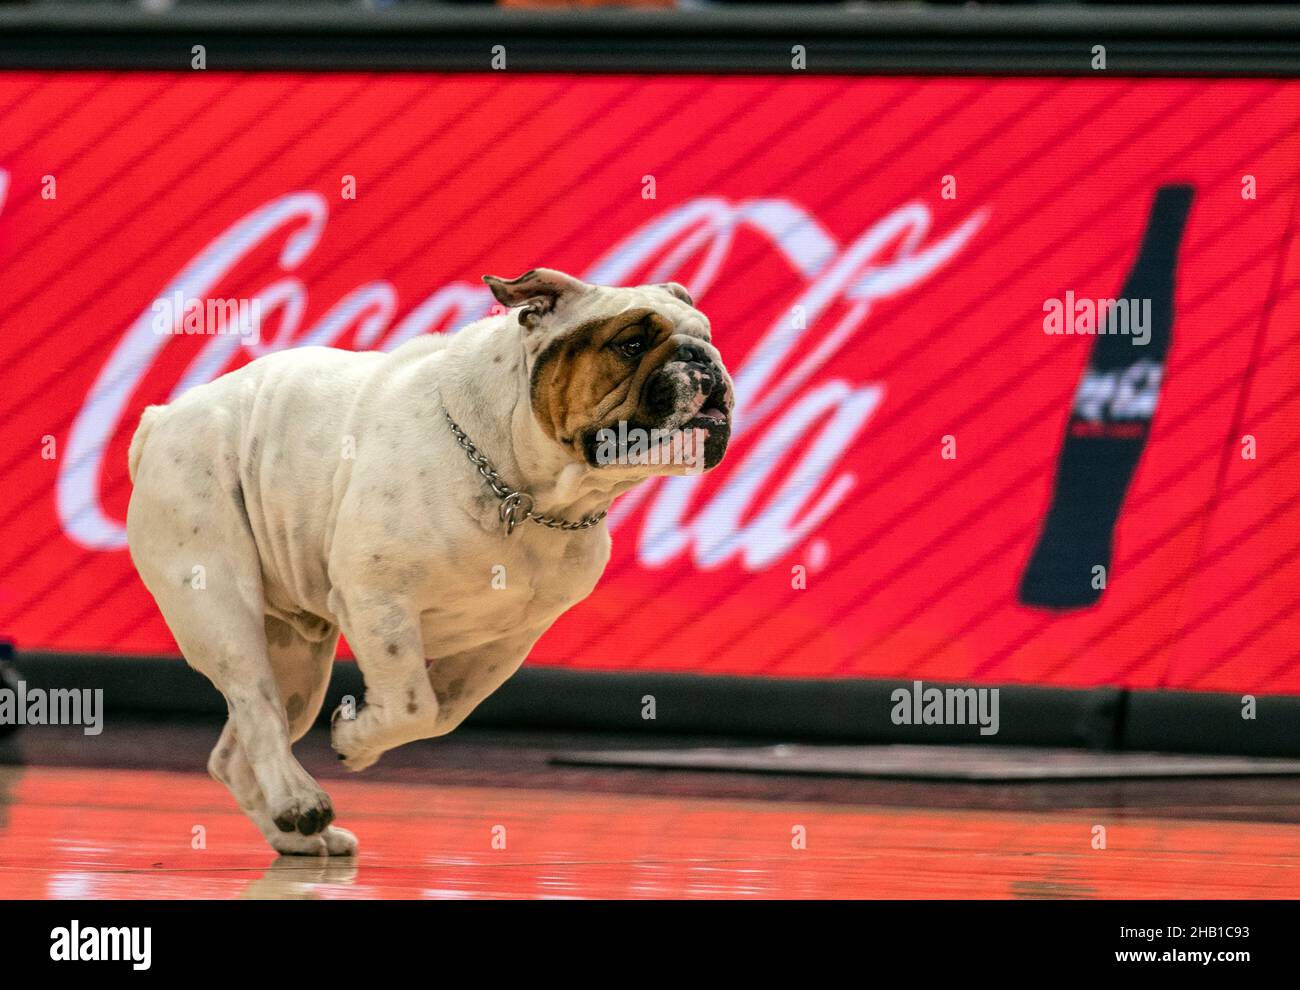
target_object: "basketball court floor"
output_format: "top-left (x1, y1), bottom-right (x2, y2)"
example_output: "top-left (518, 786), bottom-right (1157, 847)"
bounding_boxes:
top-left (2, 721), bottom-right (1299, 899)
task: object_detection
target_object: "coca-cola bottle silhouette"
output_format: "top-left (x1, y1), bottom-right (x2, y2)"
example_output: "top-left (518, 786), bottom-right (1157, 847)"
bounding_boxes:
top-left (1019, 184), bottom-right (1194, 610)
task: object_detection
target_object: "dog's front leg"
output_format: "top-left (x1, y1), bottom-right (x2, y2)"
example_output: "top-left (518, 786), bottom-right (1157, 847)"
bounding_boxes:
top-left (330, 592), bottom-right (440, 772)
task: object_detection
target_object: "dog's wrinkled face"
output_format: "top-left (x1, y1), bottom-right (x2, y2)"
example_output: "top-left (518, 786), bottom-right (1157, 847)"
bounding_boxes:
top-left (484, 268), bottom-right (734, 473)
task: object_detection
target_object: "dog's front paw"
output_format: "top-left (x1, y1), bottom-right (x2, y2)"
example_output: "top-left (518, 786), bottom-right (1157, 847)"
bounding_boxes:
top-left (269, 786), bottom-right (334, 836)
top-left (334, 745), bottom-right (381, 774)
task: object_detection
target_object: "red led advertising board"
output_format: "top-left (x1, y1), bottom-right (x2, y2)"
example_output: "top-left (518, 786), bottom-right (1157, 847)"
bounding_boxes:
top-left (0, 72), bottom-right (1297, 692)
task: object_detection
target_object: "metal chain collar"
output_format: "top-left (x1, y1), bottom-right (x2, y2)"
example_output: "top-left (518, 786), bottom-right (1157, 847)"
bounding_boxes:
top-left (443, 408), bottom-right (608, 536)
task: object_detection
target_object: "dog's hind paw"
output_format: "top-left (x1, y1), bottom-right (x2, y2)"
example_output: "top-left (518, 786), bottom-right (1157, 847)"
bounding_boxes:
top-left (269, 788), bottom-right (334, 836)
top-left (270, 825), bottom-right (358, 857)
top-left (321, 825), bottom-right (358, 856)
top-left (271, 832), bottom-right (328, 856)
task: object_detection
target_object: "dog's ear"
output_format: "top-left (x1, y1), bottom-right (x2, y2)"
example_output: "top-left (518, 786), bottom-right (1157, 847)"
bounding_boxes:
top-left (656, 282), bottom-right (693, 306)
top-left (483, 269), bottom-right (589, 329)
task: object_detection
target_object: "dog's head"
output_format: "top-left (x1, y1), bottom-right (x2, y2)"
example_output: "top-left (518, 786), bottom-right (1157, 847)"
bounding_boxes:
top-left (484, 268), bottom-right (734, 474)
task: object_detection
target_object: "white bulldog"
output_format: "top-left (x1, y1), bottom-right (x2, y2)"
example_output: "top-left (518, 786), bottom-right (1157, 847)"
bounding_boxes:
top-left (125, 269), bottom-right (733, 856)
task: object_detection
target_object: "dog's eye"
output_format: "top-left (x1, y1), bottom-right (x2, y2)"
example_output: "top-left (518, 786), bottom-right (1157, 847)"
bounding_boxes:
top-left (616, 337), bottom-right (647, 359)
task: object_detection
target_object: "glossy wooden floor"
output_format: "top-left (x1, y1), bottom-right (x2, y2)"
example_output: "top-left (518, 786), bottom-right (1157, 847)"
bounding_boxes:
top-left (3, 756), bottom-right (1300, 898)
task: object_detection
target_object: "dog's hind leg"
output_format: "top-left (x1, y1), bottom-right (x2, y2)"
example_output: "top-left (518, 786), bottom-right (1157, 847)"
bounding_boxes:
top-left (208, 617), bottom-right (356, 856)
top-left (128, 462), bottom-right (334, 851)
top-left (157, 591), bottom-right (334, 844)
top-left (207, 719), bottom-right (347, 856)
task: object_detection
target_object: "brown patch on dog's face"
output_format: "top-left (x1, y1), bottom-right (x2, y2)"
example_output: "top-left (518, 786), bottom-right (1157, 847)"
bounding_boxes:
top-left (530, 308), bottom-right (663, 446)
top-left (527, 293), bottom-right (734, 473)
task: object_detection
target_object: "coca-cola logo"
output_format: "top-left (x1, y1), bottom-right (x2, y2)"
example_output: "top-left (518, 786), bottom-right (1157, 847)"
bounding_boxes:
top-left (52, 191), bottom-right (987, 567)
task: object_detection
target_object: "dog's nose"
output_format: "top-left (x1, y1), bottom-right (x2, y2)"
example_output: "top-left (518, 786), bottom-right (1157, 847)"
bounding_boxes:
top-left (677, 344), bottom-right (705, 366)
top-left (675, 345), bottom-right (718, 390)
top-left (688, 363), bottom-right (716, 395)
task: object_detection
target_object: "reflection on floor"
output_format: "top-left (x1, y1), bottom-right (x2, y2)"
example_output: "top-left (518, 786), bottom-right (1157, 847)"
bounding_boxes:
top-left (1, 722), bottom-right (1299, 899)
